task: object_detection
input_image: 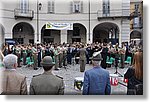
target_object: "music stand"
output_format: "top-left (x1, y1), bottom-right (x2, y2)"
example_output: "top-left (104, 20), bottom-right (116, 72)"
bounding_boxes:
top-left (114, 58), bottom-right (123, 77)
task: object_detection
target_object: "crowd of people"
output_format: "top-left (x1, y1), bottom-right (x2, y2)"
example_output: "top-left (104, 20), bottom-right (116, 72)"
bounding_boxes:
top-left (0, 40), bottom-right (143, 95)
top-left (1, 40), bottom-right (142, 70)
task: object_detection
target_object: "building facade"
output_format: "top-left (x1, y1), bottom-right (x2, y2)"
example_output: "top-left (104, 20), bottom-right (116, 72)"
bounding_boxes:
top-left (130, 0), bottom-right (143, 42)
top-left (0, 0), bottom-right (131, 46)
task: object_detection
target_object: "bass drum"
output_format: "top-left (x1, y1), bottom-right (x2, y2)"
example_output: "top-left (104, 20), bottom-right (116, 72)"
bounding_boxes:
top-left (74, 77), bottom-right (84, 90)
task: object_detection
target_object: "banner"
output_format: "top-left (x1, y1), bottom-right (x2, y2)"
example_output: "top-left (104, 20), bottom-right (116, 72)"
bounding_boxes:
top-left (46, 22), bottom-right (73, 30)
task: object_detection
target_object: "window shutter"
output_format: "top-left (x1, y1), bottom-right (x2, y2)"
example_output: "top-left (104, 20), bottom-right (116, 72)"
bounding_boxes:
top-left (20, 0), bottom-right (29, 13)
top-left (48, 1), bottom-right (54, 13)
top-left (102, 0), bottom-right (110, 16)
top-left (80, 1), bottom-right (83, 13)
top-left (48, 1), bottom-right (51, 13)
top-left (21, 0), bottom-right (23, 13)
top-left (52, 1), bottom-right (54, 13)
top-left (24, 1), bottom-right (27, 13)
top-left (70, 1), bottom-right (73, 13)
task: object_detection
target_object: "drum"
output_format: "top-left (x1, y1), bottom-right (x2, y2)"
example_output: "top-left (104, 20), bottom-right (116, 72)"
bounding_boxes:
top-left (74, 77), bottom-right (84, 90)
top-left (110, 74), bottom-right (118, 86)
top-left (123, 69), bottom-right (128, 83)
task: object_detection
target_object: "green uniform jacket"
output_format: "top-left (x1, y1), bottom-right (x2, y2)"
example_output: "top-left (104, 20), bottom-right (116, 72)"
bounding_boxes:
top-left (30, 71), bottom-right (64, 95)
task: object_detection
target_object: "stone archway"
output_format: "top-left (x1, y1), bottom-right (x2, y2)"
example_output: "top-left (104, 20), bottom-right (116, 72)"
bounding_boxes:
top-left (67, 23), bottom-right (87, 44)
top-left (12, 22), bottom-right (34, 44)
top-left (41, 25), bottom-right (60, 44)
top-left (130, 30), bottom-right (142, 40)
top-left (130, 30), bottom-right (142, 45)
top-left (93, 22), bottom-right (119, 44)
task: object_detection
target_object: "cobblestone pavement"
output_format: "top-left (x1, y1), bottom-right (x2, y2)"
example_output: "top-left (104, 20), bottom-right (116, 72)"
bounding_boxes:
top-left (15, 64), bottom-right (128, 95)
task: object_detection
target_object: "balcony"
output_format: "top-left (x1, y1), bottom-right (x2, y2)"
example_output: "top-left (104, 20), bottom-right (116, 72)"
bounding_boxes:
top-left (14, 9), bottom-right (34, 20)
top-left (130, 11), bottom-right (141, 19)
top-left (97, 9), bottom-right (130, 20)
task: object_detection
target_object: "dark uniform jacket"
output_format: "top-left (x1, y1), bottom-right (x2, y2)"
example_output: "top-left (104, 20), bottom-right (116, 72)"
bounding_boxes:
top-left (79, 48), bottom-right (87, 61)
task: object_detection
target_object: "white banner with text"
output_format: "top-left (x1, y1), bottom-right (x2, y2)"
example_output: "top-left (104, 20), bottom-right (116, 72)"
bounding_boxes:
top-left (46, 22), bottom-right (73, 30)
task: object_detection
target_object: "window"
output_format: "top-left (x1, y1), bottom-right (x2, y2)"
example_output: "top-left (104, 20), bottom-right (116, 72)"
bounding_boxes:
top-left (74, 3), bottom-right (80, 13)
top-left (103, 0), bottom-right (110, 16)
top-left (73, 27), bottom-right (80, 36)
top-left (71, 1), bottom-right (83, 13)
top-left (133, 17), bottom-right (140, 28)
top-left (134, 4), bottom-right (139, 16)
top-left (135, 4), bottom-right (139, 13)
top-left (134, 16), bottom-right (142, 28)
top-left (20, 0), bottom-right (29, 13)
top-left (48, 0), bottom-right (55, 13)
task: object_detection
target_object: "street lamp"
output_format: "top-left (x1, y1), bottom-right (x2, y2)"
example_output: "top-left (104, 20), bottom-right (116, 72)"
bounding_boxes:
top-left (37, 0), bottom-right (42, 43)
top-left (39, 3), bottom-right (42, 10)
top-left (88, 0), bottom-right (91, 42)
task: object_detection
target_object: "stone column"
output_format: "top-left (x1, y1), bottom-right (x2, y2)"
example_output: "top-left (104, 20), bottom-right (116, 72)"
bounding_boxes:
top-left (121, 19), bottom-right (130, 45)
top-left (0, 25), bottom-right (4, 62)
top-left (34, 33), bottom-right (38, 44)
top-left (60, 30), bottom-right (67, 44)
top-left (0, 25), bottom-right (4, 49)
top-left (0, 27), bottom-right (3, 49)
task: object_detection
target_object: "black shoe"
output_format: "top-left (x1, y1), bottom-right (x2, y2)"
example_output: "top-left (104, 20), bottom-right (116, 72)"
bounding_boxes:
top-left (34, 68), bottom-right (38, 70)
top-left (54, 68), bottom-right (59, 70)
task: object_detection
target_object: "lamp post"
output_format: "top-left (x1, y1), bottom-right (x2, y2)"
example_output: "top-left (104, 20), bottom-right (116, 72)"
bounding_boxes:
top-left (88, 0), bottom-right (91, 42)
top-left (37, 0), bottom-right (42, 43)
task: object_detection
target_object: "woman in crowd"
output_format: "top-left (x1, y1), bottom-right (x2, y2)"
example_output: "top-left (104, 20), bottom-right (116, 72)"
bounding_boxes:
top-left (124, 50), bottom-right (143, 95)
top-left (2, 43), bottom-right (10, 56)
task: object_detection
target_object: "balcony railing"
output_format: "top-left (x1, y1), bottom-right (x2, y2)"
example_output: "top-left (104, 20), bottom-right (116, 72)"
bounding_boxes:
top-left (14, 9), bottom-right (34, 20)
top-left (133, 23), bottom-right (143, 29)
top-left (97, 9), bottom-right (130, 20)
top-left (130, 11), bottom-right (141, 18)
